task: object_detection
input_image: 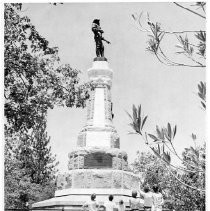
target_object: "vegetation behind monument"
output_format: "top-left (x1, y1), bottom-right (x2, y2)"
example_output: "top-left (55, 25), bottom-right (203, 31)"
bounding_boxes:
top-left (4, 3), bottom-right (90, 208)
top-left (132, 150), bottom-right (205, 210)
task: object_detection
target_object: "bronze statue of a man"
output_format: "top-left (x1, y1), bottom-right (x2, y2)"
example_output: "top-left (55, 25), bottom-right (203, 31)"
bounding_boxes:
top-left (92, 19), bottom-right (110, 57)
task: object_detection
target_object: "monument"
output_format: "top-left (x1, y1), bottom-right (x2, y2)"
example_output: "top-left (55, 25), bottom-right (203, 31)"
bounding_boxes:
top-left (32, 20), bottom-right (141, 210)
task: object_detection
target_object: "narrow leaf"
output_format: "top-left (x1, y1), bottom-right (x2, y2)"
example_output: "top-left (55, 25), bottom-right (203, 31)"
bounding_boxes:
top-left (163, 151), bottom-right (171, 164)
top-left (201, 101), bottom-right (206, 109)
top-left (151, 147), bottom-right (161, 158)
top-left (156, 125), bottom-right (161, 137)
top-left (163, 128), bottom-right (170, 141)
top-left (137, 117), bottom-right (141, 132)
top-left (167, 123), bottom-right (172, 139)
top-left (131, 14), bottom-right (136, 20)
top-left (173, 125), bottom-right (177, 138)
top-left (148, 134), bottom-right (158, 142)
top-left (141, 115), bottom-right (148, 130)
top-left (191, 133), bottom-right (196, 140)
top-left (132, 104), bottom-right (137, 122)
top-left (158, 144), bottom-right (160, 154)
top-left (138, 105), bottom-right (141, 120)
top-left (125, 110), bottom-right (133, 121)
top-left (175, 44), bottom-right (184, 49)
top-left (198, 92), bottom-right (204, 100)
top-left (198, 83), bottom-right (202, 93)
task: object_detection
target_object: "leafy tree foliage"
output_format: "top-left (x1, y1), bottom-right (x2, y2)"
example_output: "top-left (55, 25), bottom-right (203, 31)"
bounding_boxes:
top-left (4, 151), bottom-right (56, 209)
top-left (132, 152), bottom-right (169, 191)
top-left (4, 3), bottom-right (90, 208)
top-left (16, 120), bottom-right (59, 184)
top-left (5, 119), bottom-right (58, 208)
top-left (133, 150), bottom-right (205, 210)
top-left (4, 3), bottom-right (90, 134)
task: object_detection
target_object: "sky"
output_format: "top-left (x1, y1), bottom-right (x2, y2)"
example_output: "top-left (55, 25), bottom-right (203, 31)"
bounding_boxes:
top-left (21, 2), bottom-right (206, 173)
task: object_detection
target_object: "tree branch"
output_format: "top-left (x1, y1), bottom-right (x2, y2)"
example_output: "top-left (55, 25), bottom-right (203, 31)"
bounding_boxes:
top-left (168, 140), bottom-right (203, 171)
top-left (173, 2), bottom-right (206, 19)
top-left (185, 54), bottom-right (205, 67)
top-left (142, 134), bottom-right (203, 173)
top-left (155, 48), bottom-right (205, 68)
top-left (132, 12), bottom-right (205, 34)
top-left (167, 166), bottom-right (205, 192)
top-left (161, 142), bottom-right (202, 172)
top-left (155, 51), bottom-right (205, 68)
top-left (163, 30), bottom-right (206, 34)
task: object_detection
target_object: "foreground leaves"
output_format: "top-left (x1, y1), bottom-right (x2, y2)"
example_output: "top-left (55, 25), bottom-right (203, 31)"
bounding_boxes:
top-left (127, 104), bottom-right (148, 135)
top-left (127, 104), bottom-right (205, 185)
top-left (197, 81), bottom-right (206, 109)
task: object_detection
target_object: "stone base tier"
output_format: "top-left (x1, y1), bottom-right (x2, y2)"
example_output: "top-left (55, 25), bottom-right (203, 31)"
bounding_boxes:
top-left (56, 169), bottom-right (140, 190)
top-left (32, 188), bottom-right (144, 210)
top-left (68, 147), bottom-right (128, 170)
top-left (77, 125), bottom-right (120, 148)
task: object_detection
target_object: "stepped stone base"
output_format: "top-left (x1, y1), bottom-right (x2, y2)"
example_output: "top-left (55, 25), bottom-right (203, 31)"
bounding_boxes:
top-left (32, 188), bottom-right (144, 210)
top-left (56, 169), bottom-right (140, 190)
top-left (31, 59), bottom-right (143, 211)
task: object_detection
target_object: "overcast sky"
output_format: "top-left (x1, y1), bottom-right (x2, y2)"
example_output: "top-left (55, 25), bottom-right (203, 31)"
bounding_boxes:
top-left (22, 2), bottom-right (206, 173)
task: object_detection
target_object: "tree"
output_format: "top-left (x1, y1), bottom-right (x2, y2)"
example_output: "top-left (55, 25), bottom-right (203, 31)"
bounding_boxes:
top-left (16, 119), bottom-right (58, 184)
top-left (4, 3), bottom-right (90, 208)
top-left (4, 155), bottom-right (56, 209)
top-left (4, 3), bottom-right (90, 134)
top-left (127, 1), bottom-right (205, 191)
top-left (132, 150), bottom-right (205, 210)
top-left (4, 118), bottom-right (59, 208)
top-left (132, 151), bottom-right (165, 186)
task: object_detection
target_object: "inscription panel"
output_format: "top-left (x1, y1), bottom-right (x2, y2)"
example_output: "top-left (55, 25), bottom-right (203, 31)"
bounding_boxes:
top-left (84, 153), bottom-right (112, 169)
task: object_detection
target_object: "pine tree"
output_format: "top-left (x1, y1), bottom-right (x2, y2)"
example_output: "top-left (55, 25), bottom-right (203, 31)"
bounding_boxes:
top-left (5, 119), bottom-right (58, 208)
top-left (17, 119), bottom-right (58, 185)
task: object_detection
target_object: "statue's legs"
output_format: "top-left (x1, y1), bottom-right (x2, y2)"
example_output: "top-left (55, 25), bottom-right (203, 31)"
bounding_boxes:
top-left (100, 44), bottom-right (104, 57)
top-left (95, 40), bottom-right (104, 57)
top-left (96, 47), bottom-right (100, 57)
top-left (96, 41), bottom-right (101, 57)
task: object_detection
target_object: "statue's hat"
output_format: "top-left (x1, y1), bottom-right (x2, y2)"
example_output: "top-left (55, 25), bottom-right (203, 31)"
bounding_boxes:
top-left (93, 19), bottom-right (100, 24)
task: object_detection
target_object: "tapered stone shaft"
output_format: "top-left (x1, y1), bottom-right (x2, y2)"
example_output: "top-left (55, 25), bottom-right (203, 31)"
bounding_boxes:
top-left (77, 58), bottom-right (120, 148)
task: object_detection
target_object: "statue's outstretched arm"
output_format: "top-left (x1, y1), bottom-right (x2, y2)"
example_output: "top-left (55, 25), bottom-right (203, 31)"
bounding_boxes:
top-left (102, 37), bottom-right (111, 44)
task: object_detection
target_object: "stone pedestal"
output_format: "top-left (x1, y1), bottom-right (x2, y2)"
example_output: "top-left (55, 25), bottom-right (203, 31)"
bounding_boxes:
top-left (32, 58), bottom-right (142, 210)
top-left (56, 169), bottom-right (139, 190)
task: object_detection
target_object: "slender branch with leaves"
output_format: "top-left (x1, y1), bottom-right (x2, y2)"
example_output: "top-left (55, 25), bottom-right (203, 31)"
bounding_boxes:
top-left (127, 104), bottom-right (205, 192)
top-left (129, 2), bottom-right (205, 209)
top-left (131, 4), bottom-right (206, 111)
top-left (132, 3), bottom-right (206, 68)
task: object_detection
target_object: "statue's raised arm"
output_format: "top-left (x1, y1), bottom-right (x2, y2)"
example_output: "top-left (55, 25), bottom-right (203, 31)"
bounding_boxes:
top-left (91, 19), bottom-right (110, 58)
